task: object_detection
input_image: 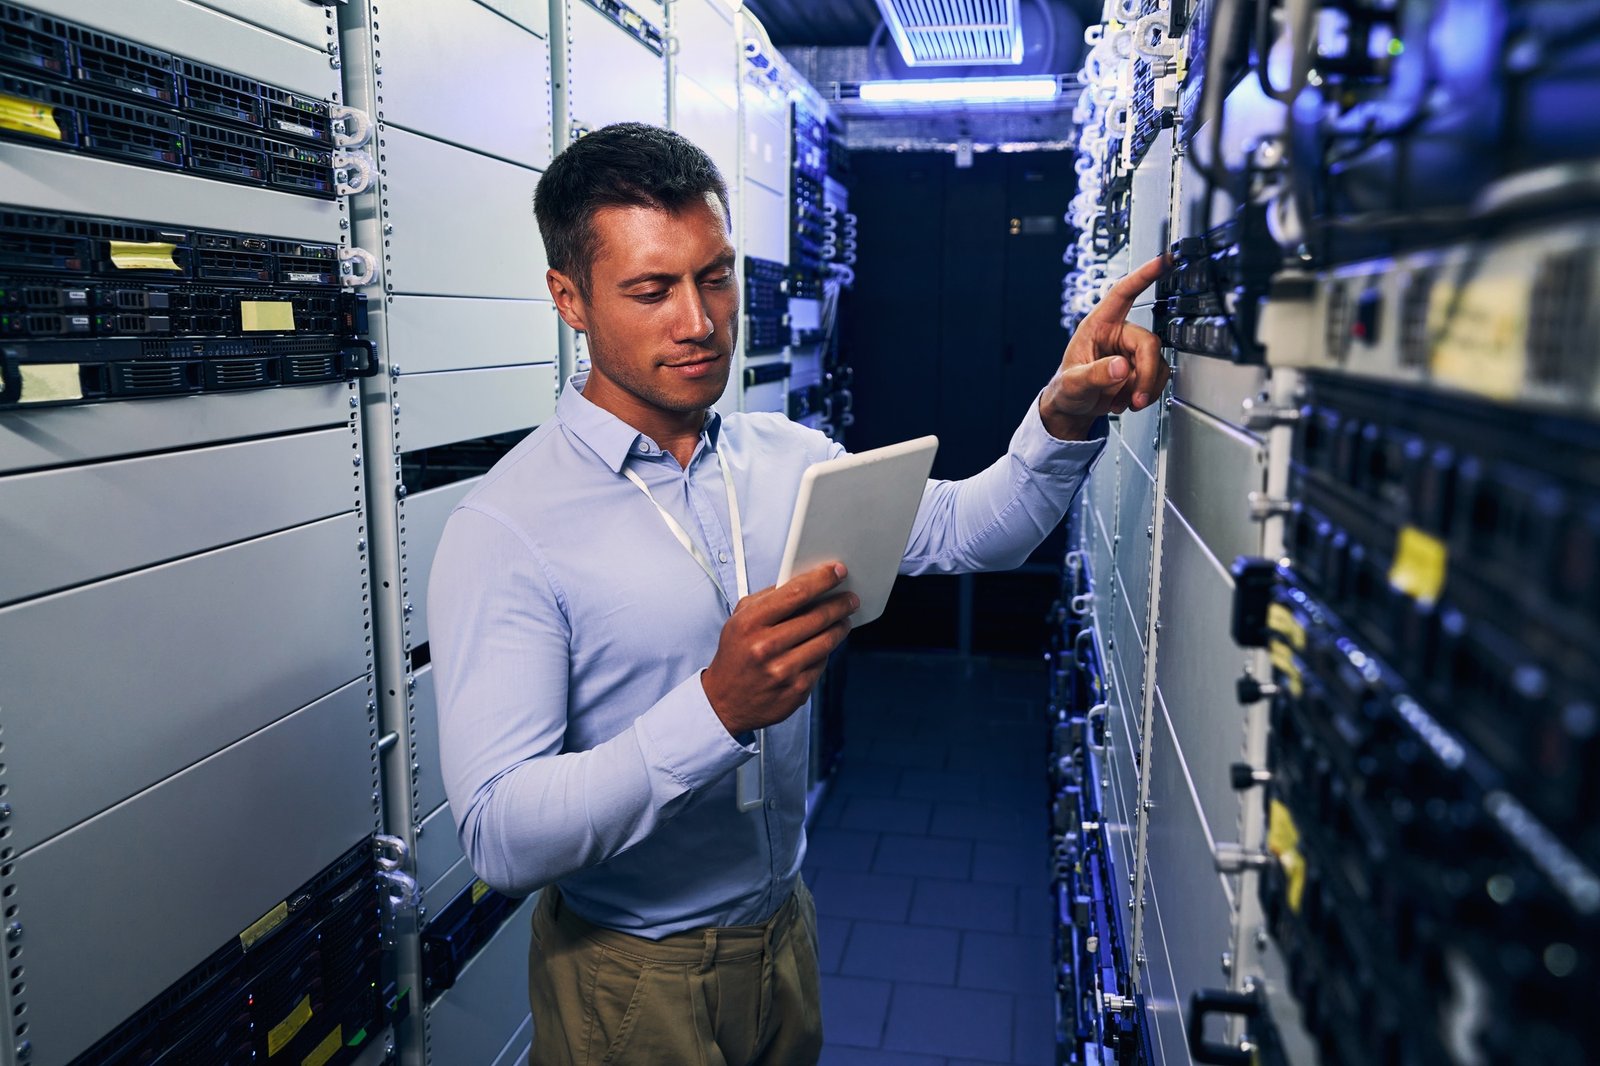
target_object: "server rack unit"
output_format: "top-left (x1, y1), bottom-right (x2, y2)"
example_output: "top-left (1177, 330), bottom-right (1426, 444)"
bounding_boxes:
top-left (552, 0), bottom-right (668, 384)
top-left (0, 2), bottom-right (389, 1065)
top-left (1062, 0), bottom-right (1600, 1063)
top-left (336, 0), bottom-right (559, 1063)
top-left (734, 13), bottom-right (792, 418)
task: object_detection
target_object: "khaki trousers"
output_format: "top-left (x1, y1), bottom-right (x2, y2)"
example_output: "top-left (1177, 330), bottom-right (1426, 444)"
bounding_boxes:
top-left (528, 881), bottom-right (823, 1066)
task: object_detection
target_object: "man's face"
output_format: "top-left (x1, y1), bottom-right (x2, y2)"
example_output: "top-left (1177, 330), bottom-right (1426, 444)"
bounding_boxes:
top-left (549, 194), bottom-right (739, 421)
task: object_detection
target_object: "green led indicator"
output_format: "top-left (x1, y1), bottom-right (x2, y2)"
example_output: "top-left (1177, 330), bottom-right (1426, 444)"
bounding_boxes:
top-left (1387, 38), bottom-right (1405, 57)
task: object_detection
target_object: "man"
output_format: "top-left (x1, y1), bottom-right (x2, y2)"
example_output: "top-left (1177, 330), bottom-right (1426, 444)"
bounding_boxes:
top-left (429, 122), bottom-right (1167, 1065)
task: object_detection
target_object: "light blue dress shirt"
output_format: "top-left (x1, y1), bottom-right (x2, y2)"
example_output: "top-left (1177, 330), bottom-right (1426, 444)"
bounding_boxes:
top-left (429, 373), bottom-right (1103, 938)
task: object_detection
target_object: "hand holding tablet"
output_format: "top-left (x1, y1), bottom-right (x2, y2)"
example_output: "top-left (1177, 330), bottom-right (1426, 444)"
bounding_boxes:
top-left (776, 435), bottom-right (940, 624)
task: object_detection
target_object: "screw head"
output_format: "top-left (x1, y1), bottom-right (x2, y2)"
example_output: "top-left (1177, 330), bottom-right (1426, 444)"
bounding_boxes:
top-left (6, 921), bottom-right (22, 940)
top-left (0, 804), bottom-right (10, 820)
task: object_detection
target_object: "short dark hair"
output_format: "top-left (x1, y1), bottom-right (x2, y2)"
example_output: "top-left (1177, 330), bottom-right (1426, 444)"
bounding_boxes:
top-left (534, 123), bottom-right (730, 298)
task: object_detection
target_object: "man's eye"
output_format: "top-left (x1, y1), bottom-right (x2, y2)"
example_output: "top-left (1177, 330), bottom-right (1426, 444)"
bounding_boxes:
top-left (633, 291), bottom-right (668, 303)
top-left (704, 273), bottom-right (734, 288)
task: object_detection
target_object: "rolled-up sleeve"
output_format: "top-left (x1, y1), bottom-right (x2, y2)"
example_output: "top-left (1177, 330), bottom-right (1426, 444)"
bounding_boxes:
top-left (901, 392), bottom-right (1105, 575)
top-left (430, 505), bottom-right (753, 898)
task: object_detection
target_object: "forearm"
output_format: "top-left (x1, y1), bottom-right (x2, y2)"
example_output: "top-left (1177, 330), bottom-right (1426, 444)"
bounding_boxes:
top-left (452, 672), bottom-right (748, 896)
top-left (901, 393), bottom-right (1104, 575)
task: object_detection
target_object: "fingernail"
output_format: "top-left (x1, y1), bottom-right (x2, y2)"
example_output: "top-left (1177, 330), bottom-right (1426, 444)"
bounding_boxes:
top-left (833, 563), bottom-right (847, 578)
top-left (849, 594), bottom-right (861, 610)
top-left (1109, 357), bottom-right (1128, 379)
top-left (1133, 392), bottom-right (1149, 408)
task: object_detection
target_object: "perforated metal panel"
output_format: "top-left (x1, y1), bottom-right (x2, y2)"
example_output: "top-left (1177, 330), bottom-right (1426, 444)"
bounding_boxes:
top-left (23, 0), bottom-right (339, 90)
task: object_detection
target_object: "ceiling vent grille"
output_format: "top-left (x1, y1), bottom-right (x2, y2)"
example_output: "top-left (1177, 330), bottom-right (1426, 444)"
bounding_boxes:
top-left (874, 0), bottom-right (1024, 66)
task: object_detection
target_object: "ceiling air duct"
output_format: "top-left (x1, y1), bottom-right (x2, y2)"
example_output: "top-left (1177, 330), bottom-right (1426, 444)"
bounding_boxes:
top-left (872, 0), bottom-right (1025, 67)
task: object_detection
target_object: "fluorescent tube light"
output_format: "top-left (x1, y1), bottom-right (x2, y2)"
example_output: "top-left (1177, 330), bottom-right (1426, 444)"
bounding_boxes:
top-left (857, 76), bottom-right (1060, 105)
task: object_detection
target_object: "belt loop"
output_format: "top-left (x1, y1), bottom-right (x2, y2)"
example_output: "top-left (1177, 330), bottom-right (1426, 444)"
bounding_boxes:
top-left (700, 927), bottom-right (718, 973)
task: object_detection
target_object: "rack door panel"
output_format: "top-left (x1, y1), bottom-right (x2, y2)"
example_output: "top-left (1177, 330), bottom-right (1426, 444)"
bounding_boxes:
top-left (0, 428), bottom-right (355, 606)
top-left (427, 896), bottom-right (538, 1064)
top-left (384, 296), bottom-right (559, 376)
top-left (12, 679), bottom-right (375, 1066)
top-left (406, 476), bottom-right (480, 646)
top-left (0, 513), bottom-right (368, 853)
top-left (400, 364), bottom-right (557, 455)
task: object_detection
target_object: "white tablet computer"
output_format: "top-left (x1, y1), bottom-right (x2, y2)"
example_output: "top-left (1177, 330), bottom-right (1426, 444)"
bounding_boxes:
top-left (775, 435), bottom-right (939, 626)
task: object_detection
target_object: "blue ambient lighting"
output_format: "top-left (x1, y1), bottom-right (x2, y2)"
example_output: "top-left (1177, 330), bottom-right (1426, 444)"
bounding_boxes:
top-left (857, 76), bottom-right (1060, 105)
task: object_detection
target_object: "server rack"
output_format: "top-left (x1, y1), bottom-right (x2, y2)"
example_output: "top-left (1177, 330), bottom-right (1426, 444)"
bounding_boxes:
top-left (0, 2), bottom-right (387, 1065)
top-left (336, 0), bottom-right (557, 1062)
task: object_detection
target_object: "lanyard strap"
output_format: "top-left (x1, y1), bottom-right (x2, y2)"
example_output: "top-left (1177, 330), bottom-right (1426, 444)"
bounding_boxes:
top-left (622, 448), bottom-right (766, 812)
top-left (622, 451), bottom-right (749, 612)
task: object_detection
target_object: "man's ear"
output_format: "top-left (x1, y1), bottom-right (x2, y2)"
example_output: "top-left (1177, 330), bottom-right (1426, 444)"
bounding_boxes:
top-left (547, 269), bottom-right (588, 332)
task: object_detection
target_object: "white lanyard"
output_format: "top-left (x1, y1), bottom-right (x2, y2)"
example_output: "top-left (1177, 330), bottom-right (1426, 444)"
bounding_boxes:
top-left (621, 451), bottom-right (749, 609)
top-left (622, 448), bottom-right (765, 811)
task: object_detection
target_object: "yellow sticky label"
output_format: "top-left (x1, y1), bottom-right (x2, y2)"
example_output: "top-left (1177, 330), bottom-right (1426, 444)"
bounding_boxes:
top-left (241, 300), bottom-right (296, 332)
top-left (1266, 603), bottom-right (1305, 651)
top-left (1268, 640), bottom-right (1303, 697)
top-left (18, 363), bottom-right (82, 403)
top-left (0, 92), bottom-right (62, 140)
top-left (471, 879), bottom-right (491, 904)
top-left (240, 900), bottom-right (289, 950)
top-left (269, 995), bottom-right (314, 1057)
top-left (1428, 275), bottom-right (1527, 400)
top-left (1389, 525), bottom-right (1448, 605)
top-left (109, 241), bottom-right (181, 272)
top-left (302, 1025), bottom-right (342, 1066)
top-left (1267, 799), bottom-right (1306, 914)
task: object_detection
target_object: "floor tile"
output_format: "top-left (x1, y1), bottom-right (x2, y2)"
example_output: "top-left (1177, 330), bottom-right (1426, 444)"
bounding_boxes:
top-left (882, 983), bottom-right (1014, 1061)
top-left (1012, 994), bottom-right (1057, 1066)
top-left (896, 766), bottom-right (988, 803)
top-left (930, 802), bottom-right (1037, 845)
top-left (816, 915), bottom-right (851, 974)
top-left (972, 841), bottom-right (1045, 887)
top-left (841, 795), bottom-right (934, 836)
top-left (821, 975), bottom-right (893, 1048)
top-left (864, 736), bottom-right (950, 769)
top-left (873, 834), bottom-right (972, 880)
top-left (820, 1049), bottom-right (945, 1066)
top-left (839, 920), bottom-right (960, 984)
top-left (959, 931), bottom-right (1054, 995)
top-left (813, 870), bottom-right (916, 923)
top-left (830, 759), bottom-right (905, 798)
top-left (909, 878), bottom-right (1018, 934)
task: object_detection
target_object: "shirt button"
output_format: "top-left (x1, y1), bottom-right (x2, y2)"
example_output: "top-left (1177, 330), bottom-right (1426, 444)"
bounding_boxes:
top-left (766, 798), bottom-right (778, 810)
top-left (718, 551), bottom-right (729, 563)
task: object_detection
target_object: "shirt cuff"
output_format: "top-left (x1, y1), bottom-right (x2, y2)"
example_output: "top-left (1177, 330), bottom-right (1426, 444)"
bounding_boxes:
top-left (633, 671), bottom-right (756, 793)
top-left (1011, 389), bottom-right (1108, 474)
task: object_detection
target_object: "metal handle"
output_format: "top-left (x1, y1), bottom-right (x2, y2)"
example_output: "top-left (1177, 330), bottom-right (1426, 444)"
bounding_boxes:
top-left (1074, 627), bottom-right (1096, 668)
top-left (1187, 988), bottom-right (1260, 1065)
top-left (1070, 592), bottom-right (1095, 617)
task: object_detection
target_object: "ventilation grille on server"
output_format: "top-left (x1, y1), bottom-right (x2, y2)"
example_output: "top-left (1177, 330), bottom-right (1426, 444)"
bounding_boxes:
top-left (1527, 249), bottom-right (1596, 393)
top-left (65, 24), bottom-right (177, 103)
top-left (179, 58), bottom-right (260, 125)
top-left (873, 0), bottom-right (1022, 65)
top-left (196, 248), bottom-right (272, 283)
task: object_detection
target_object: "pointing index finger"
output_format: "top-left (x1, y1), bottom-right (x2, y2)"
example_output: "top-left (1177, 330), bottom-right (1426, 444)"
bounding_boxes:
top-left (1085, 254), bottom-right (1169, 326)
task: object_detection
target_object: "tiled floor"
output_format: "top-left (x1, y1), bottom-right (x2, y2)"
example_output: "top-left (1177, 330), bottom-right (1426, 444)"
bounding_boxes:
top-left (806, 651), bottom-right (1056, 1066)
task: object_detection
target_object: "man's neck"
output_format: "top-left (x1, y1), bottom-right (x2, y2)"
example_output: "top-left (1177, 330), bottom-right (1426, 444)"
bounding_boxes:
top-left (581, 373), bottom-right (707, 468)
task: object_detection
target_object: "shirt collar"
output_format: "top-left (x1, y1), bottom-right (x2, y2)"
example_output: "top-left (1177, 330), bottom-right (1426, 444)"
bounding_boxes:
top-left (557, 372), bottom-right (723, 473)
